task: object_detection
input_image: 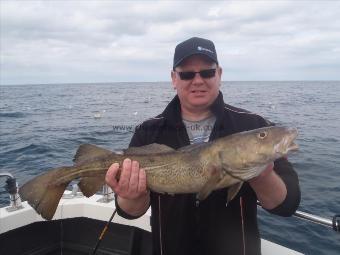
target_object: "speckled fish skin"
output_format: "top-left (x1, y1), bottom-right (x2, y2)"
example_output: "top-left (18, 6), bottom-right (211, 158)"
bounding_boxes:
top-left (19, 126), bottom-right (298, 220)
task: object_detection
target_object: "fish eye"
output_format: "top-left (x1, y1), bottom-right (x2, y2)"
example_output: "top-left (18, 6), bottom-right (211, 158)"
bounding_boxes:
top-left (258, 131), bottom-right (267, 139)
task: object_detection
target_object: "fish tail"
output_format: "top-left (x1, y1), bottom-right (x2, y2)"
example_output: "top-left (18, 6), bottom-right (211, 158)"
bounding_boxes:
top-left (19, 166), bottom-right (73, 220)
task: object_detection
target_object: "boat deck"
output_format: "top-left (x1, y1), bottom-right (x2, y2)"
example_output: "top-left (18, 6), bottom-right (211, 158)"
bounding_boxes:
top-left (0, 193), bottom-right (303, 255)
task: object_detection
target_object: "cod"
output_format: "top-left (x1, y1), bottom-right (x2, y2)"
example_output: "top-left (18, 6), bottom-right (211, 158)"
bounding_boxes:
top-left (19, 126), bottom-right (298, 220)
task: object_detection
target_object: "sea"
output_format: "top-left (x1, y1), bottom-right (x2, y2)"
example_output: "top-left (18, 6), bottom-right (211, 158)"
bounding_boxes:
top-left (0, 81), bottom-right (339, 254)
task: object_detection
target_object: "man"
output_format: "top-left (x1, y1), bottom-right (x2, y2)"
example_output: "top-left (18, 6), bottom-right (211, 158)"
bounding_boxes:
top-left (106, 37), bottom-right (300, 255)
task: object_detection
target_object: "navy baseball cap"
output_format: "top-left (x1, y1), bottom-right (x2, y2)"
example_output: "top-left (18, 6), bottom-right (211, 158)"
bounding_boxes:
top-left (173, 37), bottom-right (218, 69)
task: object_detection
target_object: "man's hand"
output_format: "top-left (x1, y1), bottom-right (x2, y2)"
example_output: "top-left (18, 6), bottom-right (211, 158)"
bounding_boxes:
top-left (106, 158), bottom-right (148, 199)
top-left (248, 162), bottom-right (287, 210)
top-left (249, 162), bottom-right (275, 183)
top-left (105, 158), bottom-right (150, 216)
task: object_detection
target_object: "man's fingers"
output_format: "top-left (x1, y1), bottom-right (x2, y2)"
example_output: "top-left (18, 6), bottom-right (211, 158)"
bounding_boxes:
top-left (106, 159), bottom-right (147, 199)
top-left (105, 163), bottom-right (119, 189)
top-left (119, 158), bottom-right (132, 193)
top-left (129, 161), bottom-right (139, 193)
top-left (138, 168), bottom-right (147, 193)
top-left (264, 162), bottom-right (274, 174)
top-left (249, 162), bottom-right (275, 184)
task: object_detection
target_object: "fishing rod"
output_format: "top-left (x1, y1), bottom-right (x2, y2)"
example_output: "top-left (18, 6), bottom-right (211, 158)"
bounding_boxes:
top-left (257, 201), bottom-right (340, 232)
top-left (91, 208), bottom-right (117, 255)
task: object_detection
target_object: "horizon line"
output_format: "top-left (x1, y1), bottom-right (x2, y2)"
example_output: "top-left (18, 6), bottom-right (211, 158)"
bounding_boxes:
top-left (1, 80), bottom-right (340, 86)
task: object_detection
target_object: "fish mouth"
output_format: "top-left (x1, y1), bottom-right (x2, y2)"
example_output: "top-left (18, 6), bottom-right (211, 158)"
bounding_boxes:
top-left (275, 127), bottom-right (299, 155)
top-left (287, 141), bottom-right (299, 152)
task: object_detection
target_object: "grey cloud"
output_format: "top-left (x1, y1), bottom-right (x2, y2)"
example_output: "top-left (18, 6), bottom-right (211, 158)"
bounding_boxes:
top-left (1, 1), bottom-right (340, 85)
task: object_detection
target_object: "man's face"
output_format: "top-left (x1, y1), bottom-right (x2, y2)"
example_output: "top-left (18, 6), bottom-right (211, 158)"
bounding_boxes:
top-left (171, 55), bottom-right (222, 113)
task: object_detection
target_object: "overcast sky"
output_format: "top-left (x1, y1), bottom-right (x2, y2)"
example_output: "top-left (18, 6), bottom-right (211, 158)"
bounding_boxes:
top-left (1, 0), bottom-right (340, 85)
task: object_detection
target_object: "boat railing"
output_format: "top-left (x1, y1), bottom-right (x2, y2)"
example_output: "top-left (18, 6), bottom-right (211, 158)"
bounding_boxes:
top-left (96, 184), bottom-right (115, 203)
top-left (1, 172), bottom-right (115, 208)
top-left (257, 201), bottom-right (339, 232)
top-left (61, 182), bottom-right (114, 203)
top-left (62, 183), bottom-right (85, 199)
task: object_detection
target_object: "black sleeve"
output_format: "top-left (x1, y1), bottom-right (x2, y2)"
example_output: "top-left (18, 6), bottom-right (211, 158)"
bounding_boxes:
top-left (129, 125), bottom-right (147, 147)
top-left (114, 193), bottom-right (149, 219)
top-left (114, 126), bottom-right (151, 219)
top-left (266, 157), bottom-right (301, 216)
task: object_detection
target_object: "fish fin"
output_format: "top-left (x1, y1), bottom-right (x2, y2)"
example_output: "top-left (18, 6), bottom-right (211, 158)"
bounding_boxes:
top-left (178, 142), bottom-right (209, 152)
top-left (78, 176), bottom-right (105, 197)
top-left (73, 144), bottom-right (113, 164)
top-left (124, 143), bottom-right (174, 155)
top-left (197, 165), bottom-right (221, 201)
top-left (19, 167), bottom-right (71, 220)
top-left (227, 182), bottom-right (243, 202)
top-left (222, 167), bottom-right (245, 182)
top-left (218, 152), bottom-right (246, 182)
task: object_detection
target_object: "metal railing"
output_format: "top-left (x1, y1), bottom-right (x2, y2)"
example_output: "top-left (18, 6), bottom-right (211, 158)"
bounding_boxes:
top-left (61, 182), bottom-right (114, 202)
top-left (1, 172), bottom-right (114, 206)
top-left (96, 184), bottom-right (114, 203)
top-left (257, 201), bottom-right (339, 232)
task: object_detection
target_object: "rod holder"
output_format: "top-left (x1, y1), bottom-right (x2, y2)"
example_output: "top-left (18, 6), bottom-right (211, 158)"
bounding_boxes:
top-left (332, 215), bottom-right (340, 232)
top-left (0, 173), bottom-right (23, 212)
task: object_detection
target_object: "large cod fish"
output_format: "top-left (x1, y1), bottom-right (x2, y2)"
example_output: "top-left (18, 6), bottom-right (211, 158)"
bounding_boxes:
top-left (19, 126), bottom-right (298, 220)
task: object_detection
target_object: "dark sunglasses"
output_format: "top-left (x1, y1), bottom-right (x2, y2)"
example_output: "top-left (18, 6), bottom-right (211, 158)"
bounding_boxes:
top-left (176, 68), bottom-right (217, 80)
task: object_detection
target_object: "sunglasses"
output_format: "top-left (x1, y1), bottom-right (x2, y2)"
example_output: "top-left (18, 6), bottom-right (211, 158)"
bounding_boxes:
top-left (175, 68), bottom-right (217, 80)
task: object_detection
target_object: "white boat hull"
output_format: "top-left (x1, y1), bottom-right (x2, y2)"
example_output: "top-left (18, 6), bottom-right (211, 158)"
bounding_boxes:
top-left (0, 193), bottom-right (303, 255)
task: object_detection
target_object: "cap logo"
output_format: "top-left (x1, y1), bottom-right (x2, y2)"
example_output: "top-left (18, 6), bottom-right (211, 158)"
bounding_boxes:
top-left (197, 46), bottom-right (214, 54)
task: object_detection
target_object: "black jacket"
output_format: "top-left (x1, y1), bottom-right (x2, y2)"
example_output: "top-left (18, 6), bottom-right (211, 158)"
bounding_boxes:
top-left (116, 92), bottom-right (300, 255)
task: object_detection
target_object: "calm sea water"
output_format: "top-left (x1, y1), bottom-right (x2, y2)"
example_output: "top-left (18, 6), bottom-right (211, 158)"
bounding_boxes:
top-left (0, 82), bottom-right (339, 254)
